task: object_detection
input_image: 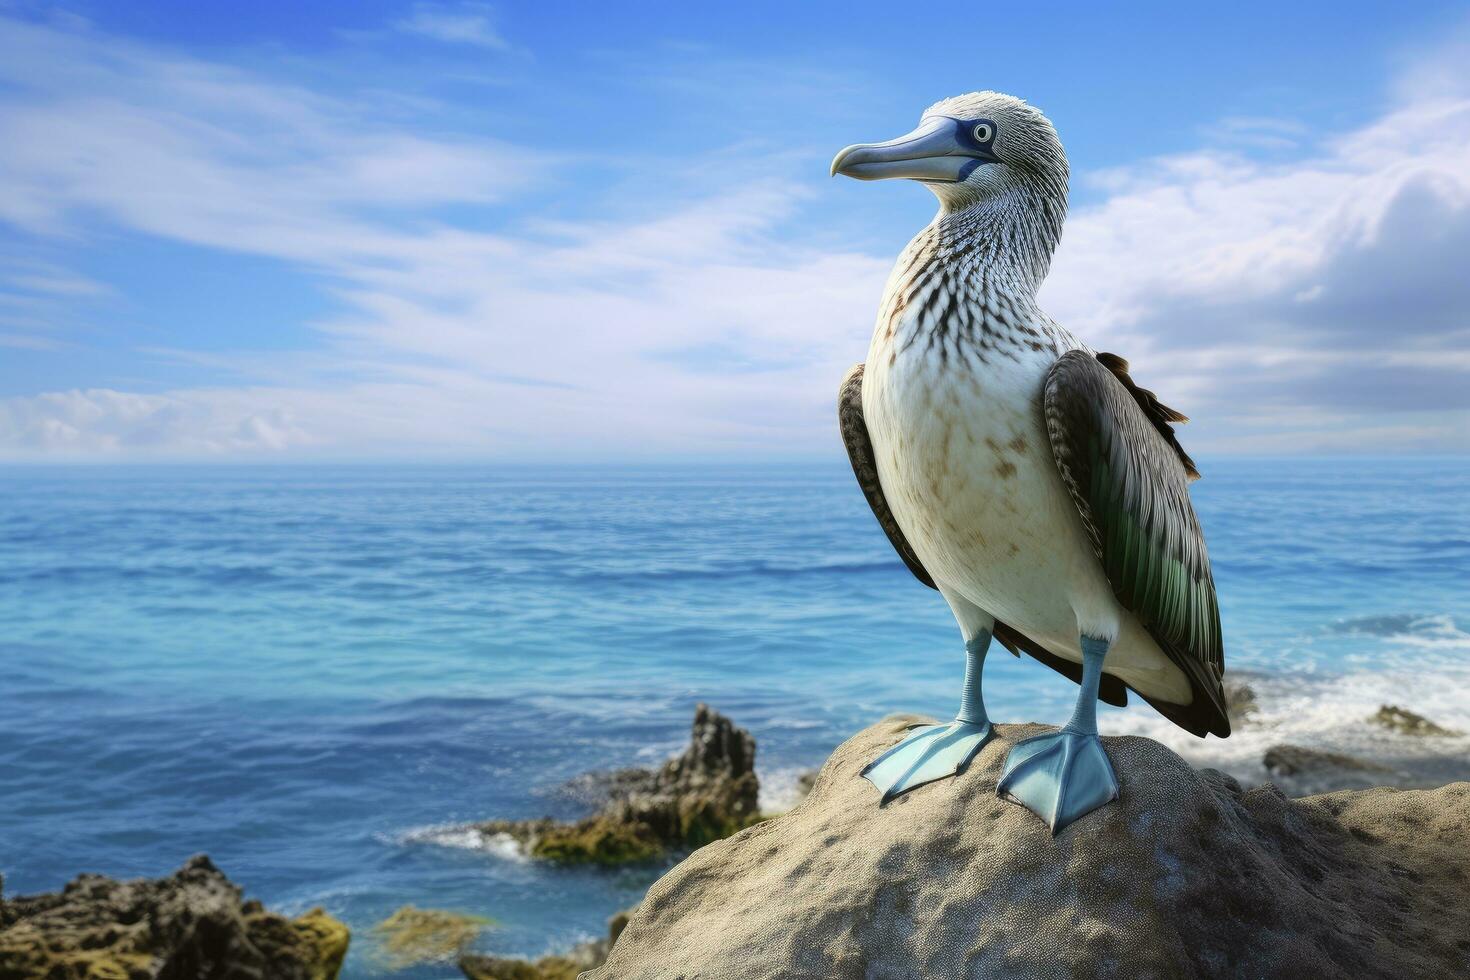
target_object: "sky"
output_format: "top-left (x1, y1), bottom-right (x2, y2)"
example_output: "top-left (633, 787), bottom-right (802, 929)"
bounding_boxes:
top-left (1, 0), bottom-right (1468, 461)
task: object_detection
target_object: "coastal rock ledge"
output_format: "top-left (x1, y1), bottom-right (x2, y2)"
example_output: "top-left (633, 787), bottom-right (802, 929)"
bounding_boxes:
top-left (475, 703), bottom-right (759, 864)
top-left (589, 716), bottom-right (1470, 980)
top-left (0, 855), bottom-right (348, 980)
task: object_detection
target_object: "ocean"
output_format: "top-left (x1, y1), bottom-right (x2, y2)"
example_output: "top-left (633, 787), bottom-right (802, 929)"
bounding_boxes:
top-left (2, 460), bottom-right (1467, 977)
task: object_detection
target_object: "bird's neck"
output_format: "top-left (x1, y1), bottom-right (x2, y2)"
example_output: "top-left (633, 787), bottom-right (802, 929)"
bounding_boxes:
top-left (927, 181), bottom-right (1065, 296)
top-left (876, 183), bottom-right (1068, 362)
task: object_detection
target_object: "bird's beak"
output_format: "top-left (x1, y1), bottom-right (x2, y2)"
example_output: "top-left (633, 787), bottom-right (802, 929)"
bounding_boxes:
top-left (831, 116), bottom-right (993, 183)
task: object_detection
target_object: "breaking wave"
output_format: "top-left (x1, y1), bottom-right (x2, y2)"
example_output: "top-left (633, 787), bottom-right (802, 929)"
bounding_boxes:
top-left (1117, 658), bottom-right (1470, 793)
top-left (392, 823), bottom-right (528, 862)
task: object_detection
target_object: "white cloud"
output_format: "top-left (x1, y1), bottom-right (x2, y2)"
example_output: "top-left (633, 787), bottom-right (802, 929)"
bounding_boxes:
top-left (0, 13), bottom-right (1468, 459)
top-left (1042, 83), bottom-right (1470, 450)
top-left (391, 2), bottom-right (508, 50)
top-left (0, 12), bottom-right (895, 460)
top-left (0, 388), bottom-right (311, 454)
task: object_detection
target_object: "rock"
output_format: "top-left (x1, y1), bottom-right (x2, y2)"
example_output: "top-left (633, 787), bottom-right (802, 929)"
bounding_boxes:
top-left (587, 717), bottom-right (1470, 980)
top-left (473, 704), bottom-right (760, 864)
top-left (371, 906), bottom-right (492, 970)
top-left (475, 816), bottom-right (668, 865)
top-left (1223, 677), bottom-right (1257, 724)
top-left (552, 768), bottom-right (662, 807)
top-left (243, 906), bottom-right (349, 980)
top-left (1253, 735), bottom-right (1470, 796)
top-left (606, 908), bottom-right (632, 947)
top-left (1262, 744), bottom-right (1396, 795)
top-left (1262, 744), bottom-right (1391, 776)
top-left (1370, 704), bottom-right (1464, 738)
top-left (459, 906), bottom-right (634, 980)
top-left (0, 855), bottom-right (348, 980)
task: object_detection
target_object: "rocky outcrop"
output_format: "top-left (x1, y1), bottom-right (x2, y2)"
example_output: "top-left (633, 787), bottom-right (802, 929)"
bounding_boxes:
top-left (1261, 743), bottom-right (1396, 794)
top-left (1253, 700), bottom-right (1470, 795)
top-left (0, 855), bottom-right (348, 980)
top-left (588, 716), bottom-right (1470, 980)
top-left (1370, 704), bottom-right (1463, 737)
top-left (473, 704), bottom-right (760, 863)
top-left (458, 907), bottom-right (633, 980)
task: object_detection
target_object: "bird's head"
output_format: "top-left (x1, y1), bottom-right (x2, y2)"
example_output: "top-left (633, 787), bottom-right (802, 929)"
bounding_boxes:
top-left (831, 91), bottom-right (1068, 216)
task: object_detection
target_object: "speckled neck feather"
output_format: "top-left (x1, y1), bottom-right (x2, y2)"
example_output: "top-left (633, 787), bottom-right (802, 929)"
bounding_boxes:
top-left (878, 176), bottom-right (1070, 367)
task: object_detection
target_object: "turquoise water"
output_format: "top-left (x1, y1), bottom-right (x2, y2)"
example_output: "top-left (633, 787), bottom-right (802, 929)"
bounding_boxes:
top-left (1, 460), bottom-right (1467, 976)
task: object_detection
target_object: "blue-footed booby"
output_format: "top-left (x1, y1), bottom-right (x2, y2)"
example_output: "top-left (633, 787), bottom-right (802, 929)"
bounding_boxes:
top-left (833, 92), bottom-right (1229, 833)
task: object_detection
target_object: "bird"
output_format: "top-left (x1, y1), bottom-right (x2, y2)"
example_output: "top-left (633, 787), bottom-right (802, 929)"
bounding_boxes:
top-left (832, 91), bottom-right (1229, 833)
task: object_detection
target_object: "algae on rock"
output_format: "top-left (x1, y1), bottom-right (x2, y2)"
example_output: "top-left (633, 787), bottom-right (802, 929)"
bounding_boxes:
top-left (0, 855), bottom-right (348, 980)
top-left (1370, 703), bottom-right (1464, 737)
top-left (472, 704), bottom-right (760, 864)
top-left (459, 907), bottom-right (633, 980)
top-left (371, 906), bottom-right (493, 970)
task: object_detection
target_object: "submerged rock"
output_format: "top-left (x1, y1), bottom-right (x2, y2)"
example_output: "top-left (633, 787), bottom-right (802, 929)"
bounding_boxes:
top-left (1261, 743), bottom-right (1400, 795)
top-left (0, 855), bottom-right (348, 980)
top-left (372, 906), bottom-right (492, 970)
top-left (1263, 743), bottom-right (1392, 774)
top-left (474, 704), bottom-right (760, 864)
top-left (587, 716), bottom-right (1470, 979)
top-left (459, 907), bottom-right (633, 980)
top-left (1370, 704), bottom-right (1464, 738)
top-left (1247, 733), bottom-right (1470, 796)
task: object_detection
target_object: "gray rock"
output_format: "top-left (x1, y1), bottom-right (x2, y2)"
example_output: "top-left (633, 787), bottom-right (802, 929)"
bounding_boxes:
top-left (587, 716), bottom-right (1470, 980)
top-left (1261, 743), bottom-right (1396, 795)
top-left (1223, 677), bottom-right (1257, 724)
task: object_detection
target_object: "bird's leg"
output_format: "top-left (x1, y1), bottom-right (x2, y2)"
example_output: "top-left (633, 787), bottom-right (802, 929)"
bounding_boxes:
top-left (955, 631), bottom-right (990, 726)
top-left (996, 635), bottom-right (1120, 833)
top-left (862, 631), bottom-right (996, 800)
top-left (1062, 635), bottom-right (1104, 734)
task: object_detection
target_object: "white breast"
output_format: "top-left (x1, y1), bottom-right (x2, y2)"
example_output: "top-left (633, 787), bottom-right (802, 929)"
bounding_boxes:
top-left (861, 285), bottom-right (1192, 704)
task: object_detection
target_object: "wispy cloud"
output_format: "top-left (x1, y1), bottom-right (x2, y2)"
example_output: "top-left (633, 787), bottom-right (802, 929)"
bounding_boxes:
top-left (0, 17), bottom-right (540, 253)
top-left (0, 11), bottom-right (1467, 459)
top-left (391, 2), bottom-right (508, 50)
top-left (0, 12), bottom-right (888, 458)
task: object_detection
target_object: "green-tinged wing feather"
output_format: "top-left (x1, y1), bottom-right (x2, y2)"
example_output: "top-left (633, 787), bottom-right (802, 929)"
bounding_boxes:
top-left (1043, 351), bottom-right (1229, 738)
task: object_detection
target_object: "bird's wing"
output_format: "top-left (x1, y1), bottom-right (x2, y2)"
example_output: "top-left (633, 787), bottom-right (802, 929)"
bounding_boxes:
top-left (1095, 352), bottom-right (1199, 480)
top-left (1043, 350), bottom-right (1230, 737)
top-left (838, 363), bottom-right (934, 588)
top-left (839, 362), bottom-right (1127, 706)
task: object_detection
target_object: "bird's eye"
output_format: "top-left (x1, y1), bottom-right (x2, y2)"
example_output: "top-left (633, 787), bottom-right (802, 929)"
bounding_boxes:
top-left (973, 122), bottom-right (994, 143)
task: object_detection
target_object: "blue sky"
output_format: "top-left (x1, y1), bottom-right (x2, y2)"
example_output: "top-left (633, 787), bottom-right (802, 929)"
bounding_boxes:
top-left (1, 0), bottom-right (1468, 459)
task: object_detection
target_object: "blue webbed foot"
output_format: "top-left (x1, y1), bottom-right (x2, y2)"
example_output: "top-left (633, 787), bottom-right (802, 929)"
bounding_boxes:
top-left (996, 728), bottom-right (1119, 834)
top-left (862, 719), bottom-right (994, 801)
